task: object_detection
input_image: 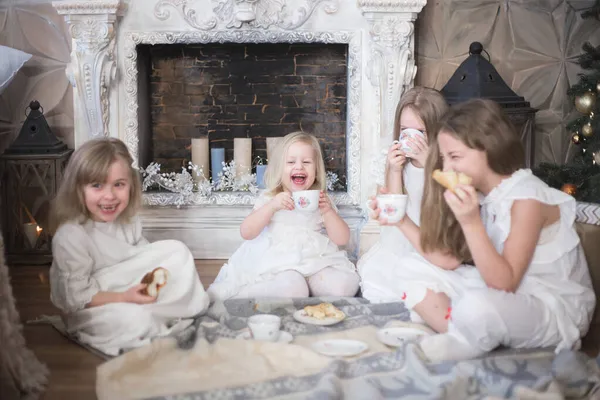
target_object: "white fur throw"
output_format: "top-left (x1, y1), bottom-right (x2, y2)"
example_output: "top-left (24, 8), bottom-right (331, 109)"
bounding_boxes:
top-left (0, 233), bottom-right (48, 399)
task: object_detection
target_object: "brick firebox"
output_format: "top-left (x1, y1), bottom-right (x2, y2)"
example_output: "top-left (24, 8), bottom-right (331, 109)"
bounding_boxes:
top-left (137, 43), bottom-right (348, 189)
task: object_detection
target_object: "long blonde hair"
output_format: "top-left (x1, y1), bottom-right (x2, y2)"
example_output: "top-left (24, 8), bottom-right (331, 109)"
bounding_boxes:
top-left (263, 131), bottom-right (327, 196)
top-left (387, 87), bottom-right (449, 193)
top-left (420, 98), bottom-right (524, 262)
top-left (49, 138), bottom-right (142, 233)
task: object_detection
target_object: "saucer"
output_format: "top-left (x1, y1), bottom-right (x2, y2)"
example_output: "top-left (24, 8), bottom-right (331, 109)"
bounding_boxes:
top-left (311, 339), bottom-right (368, 357)
top-left (376, 326), bottom-right (433, 348)
top-left (236, 329), bottom-right (294, 343)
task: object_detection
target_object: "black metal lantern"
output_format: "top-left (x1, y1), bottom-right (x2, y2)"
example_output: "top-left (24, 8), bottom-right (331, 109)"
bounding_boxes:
top-left (441, 42), bottom-right (537, 167)
top-left (0, 100), bottom-right (73, 264)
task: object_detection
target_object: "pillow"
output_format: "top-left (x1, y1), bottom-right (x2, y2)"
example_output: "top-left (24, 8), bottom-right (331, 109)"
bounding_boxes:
top-left (0, 45), bottom-right (32, 94)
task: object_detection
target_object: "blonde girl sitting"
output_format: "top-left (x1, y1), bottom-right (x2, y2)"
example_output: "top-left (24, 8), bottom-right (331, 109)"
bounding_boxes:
top-left (371, 99), bottom-right (595, 362)
top-left (358, 86), bottom-right (448, 304)
top-left (49, 138), bottom-right (209, 356)
top-left (207, 131), bottom-right (360, 301)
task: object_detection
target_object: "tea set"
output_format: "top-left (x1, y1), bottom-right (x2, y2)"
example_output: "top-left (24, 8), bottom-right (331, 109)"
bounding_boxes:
top-left (237, 308), bottom-right (432, 358)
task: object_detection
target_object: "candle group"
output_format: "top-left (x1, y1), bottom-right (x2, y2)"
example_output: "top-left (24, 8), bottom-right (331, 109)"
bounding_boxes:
top-left (191, 137), bottom-right (283, 187)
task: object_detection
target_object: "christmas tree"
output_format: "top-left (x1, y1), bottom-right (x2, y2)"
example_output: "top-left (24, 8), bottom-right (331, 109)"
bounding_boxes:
top-left (534, 2), bottom-right (600, 203)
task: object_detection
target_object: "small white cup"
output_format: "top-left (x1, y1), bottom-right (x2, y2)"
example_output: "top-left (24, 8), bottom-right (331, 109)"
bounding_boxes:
top-left (376, 194), bottom-right (408, 223)
top-left (394, 128), bottom-right (426, 155)
top-left (248, 314), bottom-right (281, 342)
top-left (292, 190), bottom-right (320, 212)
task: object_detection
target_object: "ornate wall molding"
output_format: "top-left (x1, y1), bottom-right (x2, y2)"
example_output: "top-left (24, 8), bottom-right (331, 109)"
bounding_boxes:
top-left (357, 0), bottom-right (426, 14)
top-left (153, 0), bottom-right (339, 30)
top-left (361, 8), bottom-right (421, 144)
top-left (53, 0), bottom-right (121, 142)
top-left (123, 30), bottom-right (361, 206)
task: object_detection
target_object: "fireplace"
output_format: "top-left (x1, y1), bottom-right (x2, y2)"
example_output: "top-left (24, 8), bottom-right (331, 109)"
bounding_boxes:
top-left (52, 0), bottom-right (426, 259)
top-left (137, 42), bottom-right (348, 189)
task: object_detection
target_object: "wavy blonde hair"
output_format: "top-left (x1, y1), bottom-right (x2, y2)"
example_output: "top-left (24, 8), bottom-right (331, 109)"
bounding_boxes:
top-left (420, 98), bottom-right (524, 262)
top-left (264, 131), bottom-right (327, 196)
top-left (49, 138), bottom-right (142, 233)
top-left (387, 87), bottom-right (449, 193)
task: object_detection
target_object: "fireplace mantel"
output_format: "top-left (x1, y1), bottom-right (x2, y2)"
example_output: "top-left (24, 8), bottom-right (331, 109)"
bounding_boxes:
top-left (52, 0), bottom-right (426, 259)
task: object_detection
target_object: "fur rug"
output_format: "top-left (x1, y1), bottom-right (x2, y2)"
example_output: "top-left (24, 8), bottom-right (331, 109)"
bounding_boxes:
top-left (0, 234), bottom-right (48, 399)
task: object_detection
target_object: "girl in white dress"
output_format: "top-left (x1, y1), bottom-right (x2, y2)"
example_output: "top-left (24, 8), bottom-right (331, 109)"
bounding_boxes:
top-left (371, 99), bottom-right (595, 362)
top-left (49, 138), bottom-right (209, 356)
top-left (358, 87), bottom-right (448, 303)
top-left (207, 131), bottom-right (360, 301)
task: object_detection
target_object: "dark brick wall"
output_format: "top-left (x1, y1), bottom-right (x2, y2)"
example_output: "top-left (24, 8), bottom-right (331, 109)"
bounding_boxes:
top-left (141, 43), bottom-right (347, 188)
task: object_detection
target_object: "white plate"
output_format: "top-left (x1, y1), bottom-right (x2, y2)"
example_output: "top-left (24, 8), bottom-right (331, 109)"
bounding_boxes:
top-left (311, 339), bottom-right (368, 357)
top-left (236, 330), bottom-right (294, 343)
top-left (293, 309), bottom-right (345, 326)
top-left (376, 326), bottom-right (432, 347)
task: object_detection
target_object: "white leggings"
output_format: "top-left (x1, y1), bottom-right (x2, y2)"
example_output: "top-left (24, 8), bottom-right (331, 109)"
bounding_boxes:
top-left (233, 267), bottom-right (360, 299)
top-left (450, 289), bottom-right (561, 352)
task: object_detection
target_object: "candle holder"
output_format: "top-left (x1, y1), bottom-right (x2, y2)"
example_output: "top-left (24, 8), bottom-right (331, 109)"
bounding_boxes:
top-left (0, 101), bottom-right (73, 264)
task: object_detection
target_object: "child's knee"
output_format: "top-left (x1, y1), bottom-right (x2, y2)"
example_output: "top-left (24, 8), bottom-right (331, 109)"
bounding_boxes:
top-left (451, 290), bottom-right (504, 350)
top-left (277, 271), bottom-right (310, 297)
top-left (309, 268), bottom-right (359, 297)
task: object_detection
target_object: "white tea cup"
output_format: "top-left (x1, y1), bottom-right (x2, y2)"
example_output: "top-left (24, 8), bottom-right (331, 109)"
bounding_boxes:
top-left (292, 190), bottom-right (320, 212)
top-left (248, 314), bottom-right (281, 342)
top-left (394, 128), bottom-right (426, 155)
top-left (376, 194), bottom-right (408, 223)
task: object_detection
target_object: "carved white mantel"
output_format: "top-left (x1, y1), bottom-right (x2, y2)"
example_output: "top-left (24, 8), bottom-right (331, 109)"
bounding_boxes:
top-left (52, 0), bottom-right (121, 148)
top-left (52, 0), bottom-right (426, 259)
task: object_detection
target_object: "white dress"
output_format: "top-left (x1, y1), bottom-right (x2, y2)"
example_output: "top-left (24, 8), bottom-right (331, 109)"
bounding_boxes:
top-left (385, 169), bottom-right (594, 352)
top-left (49, 217), bottom-right (210, 356)
top-left (468, 168), bottom-right (595, 351)
top-left (207, 193), bottom-right (358, 301)
top-left (357, 161), bottom-right (428, 302)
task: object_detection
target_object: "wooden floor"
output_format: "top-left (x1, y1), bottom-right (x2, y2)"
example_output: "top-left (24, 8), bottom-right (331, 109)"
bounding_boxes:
top-left (10, 260), bottom-right (222, 400)
top-left (10, 262), bottom-right (600, 400)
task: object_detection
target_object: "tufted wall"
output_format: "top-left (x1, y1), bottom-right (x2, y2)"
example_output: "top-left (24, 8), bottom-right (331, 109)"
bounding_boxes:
top-left (415, 0), bottom-right (600, 165)
top-left (1, 1), bottom-right (600, 166)
top-left (0, 0), bottom-right (73, 153)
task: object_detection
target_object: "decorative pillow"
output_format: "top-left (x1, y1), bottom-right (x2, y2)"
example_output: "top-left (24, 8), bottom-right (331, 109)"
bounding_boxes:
top-left (0, 45), bottom-right (32, 94)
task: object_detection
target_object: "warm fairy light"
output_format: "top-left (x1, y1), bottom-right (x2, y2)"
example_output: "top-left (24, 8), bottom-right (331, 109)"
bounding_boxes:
top-left (36, 225), bottom-right (42, 235)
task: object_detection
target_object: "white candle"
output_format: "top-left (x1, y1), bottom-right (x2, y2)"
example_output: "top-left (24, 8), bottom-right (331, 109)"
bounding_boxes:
top-left (266, 137), bottom-right (283, 161)
top-left (191, 138), bottom-right (209, 181)
top-left (234, 138), bottom-right (252, 178)
top-left (23, 222), bottom-right (39, 248)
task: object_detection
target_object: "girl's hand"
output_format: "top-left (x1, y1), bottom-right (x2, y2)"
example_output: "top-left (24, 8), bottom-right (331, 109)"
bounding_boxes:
top-left (122, 284), bottom-right (156, 304)
top-left (443, 185), bottom-right (480, 226)
top-left (319, 191), bottom-right (334, 215)
top-left (270, 191), bottom-right (294, 211)
top-left (366, 195), bottom-right (378, 219)
top-left (406, 134), bottom-right (429, 166)
top-left (387, 142), bottom-right (407, 172)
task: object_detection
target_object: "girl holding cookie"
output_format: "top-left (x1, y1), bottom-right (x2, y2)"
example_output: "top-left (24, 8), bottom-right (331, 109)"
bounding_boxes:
top-left (49, 138), bottom-right (209, 356)
top-left (207, 131), bottom-right (359, 301)
top-left (372, 99), bottom-right (594, 362)
top-left (358, 87), bottom-right (448, 304)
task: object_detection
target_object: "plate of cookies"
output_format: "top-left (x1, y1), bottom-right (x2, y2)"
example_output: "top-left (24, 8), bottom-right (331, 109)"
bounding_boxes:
top-left (293, 302), bottom-right (346, 326)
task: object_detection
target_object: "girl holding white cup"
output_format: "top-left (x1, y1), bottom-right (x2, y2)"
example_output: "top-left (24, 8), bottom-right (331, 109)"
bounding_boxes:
top-left (358, 87), bottom-right (449, 306)
top-left (207, 132), bottom-right (359, 301)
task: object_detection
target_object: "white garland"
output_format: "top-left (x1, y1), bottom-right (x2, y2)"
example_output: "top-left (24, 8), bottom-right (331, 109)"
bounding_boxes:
top-left (140, 160), bottom-right (343, 205)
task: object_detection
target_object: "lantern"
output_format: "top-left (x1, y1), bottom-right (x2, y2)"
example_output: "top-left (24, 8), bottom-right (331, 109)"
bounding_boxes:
top-left (0, 101), bottom-right (73, 264)
top-left (441, 42), bottom-right (538, 167)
